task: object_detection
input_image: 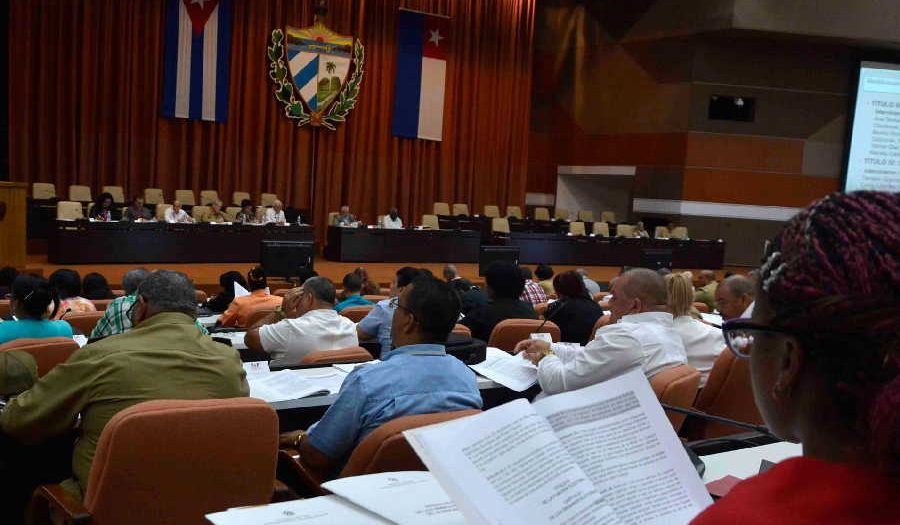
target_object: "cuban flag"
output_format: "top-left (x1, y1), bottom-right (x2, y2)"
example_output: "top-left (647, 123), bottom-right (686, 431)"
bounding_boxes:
top-left (161, 0), bottom-right (233, 122)
top-left (392, 10), bottom-right (450, 142)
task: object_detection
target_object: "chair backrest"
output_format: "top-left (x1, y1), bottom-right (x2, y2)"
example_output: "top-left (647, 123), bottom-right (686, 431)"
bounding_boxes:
top-left (483, 205), bottom-right (500, 218)
top-left (488, 319), bottom-right (560, 352)
top-left (232, 191), bottom-right (251, 206)
top-left (670, 226), bottom-right (689, 239)
top-left (260, 193), bottom-right (278, 207)
top-left (327, 211), bottom-right (339, 225)
top-left (649, 365), bottom-right (701, 432)
top-left (63, 311), bottom-right (105, 336)
top-left (534, 207), bottom-right (550, 221)
top-left (569, 221), bottom-right (586, 236)
top-left (199, 190), bottom-right (219, 205)
top-left (593, 222), bottom-right (610, 237)
top-left (191, 206), bottom-right (208, 222)
top-left (421, 214), bottom-right (440, 230)
top-left (600, 210), bottom-right (616, 223)
top-left (0, 337), bottom-right (79, 377)
top-left (578, 210), bottom-right (594, 222)
top-left (433, 202), bottom-right (450, 215)
top-left (340, 410), bottom-right (480, 477)
top-left (554, 207), bottom-right (569, 220)
top-left (654, 226), bottom-right (670, 238)
top-left (245, 308), bottom-right (276, 328)
top-left (174, 190), bottom-right (196, 206)
top-left (69, 185), bottom-right (92, 202)
top-left (615, 223), bottom-right (635, 237)
top-left (156, 203), bottom-right (172, 221)
top-left (506, 206), bottom-right (522, 219)
top-left (451, 203), bottom-right (469, 216)
top-left (273, 287), bottom-right (297, 297)
top-left (363, 295), bottom-right (389, 302)
top-left (689, 350), bottom-right (764, 439)
top-left (491, 217), bottom-right (510, 234)
top-left (0, 300), bottom-right (9, 319)
top-left (452, 324), bottom-right (471, 337)
top-left (591, 314), bottom-right (612, 337)
top-left (102, 186), bottom-right (125, 204)
top-left (144, 188), bottom-right (165, 205)
top-left (83, 398), bottom-right (278, 525)
top-left (33, 182), bottom-right (57, 200)
top-left (340, 305), bottom-right (374, 322)
top-left (57, 201), bottom-right (84, 220)
top-left (91, 299), bottom-right (114, 311)
top-left (224, 207), bottom-right (240, 222)
top-left (300, 346), bottom-right (373, 365)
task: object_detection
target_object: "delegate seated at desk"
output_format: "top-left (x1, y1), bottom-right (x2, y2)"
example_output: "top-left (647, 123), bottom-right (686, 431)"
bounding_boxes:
top-left (88, 192), bottom-right (117, 222)
top-left (264, 200), bottom-right (287, 225)
top-left (381, 208), bottom-right (403, 229)
top-left (203, 200), bottom-right (228, 223)
top-left (333, 205), bottom-right (357, 227)
top-left (280, 275), bottom-right (482, 479)
top-left (235, 199), bottom-right (257, 224)
top-left (165, 200), bottom-right (193, 223)
top-left (122, 196), bottom-right (152, 222)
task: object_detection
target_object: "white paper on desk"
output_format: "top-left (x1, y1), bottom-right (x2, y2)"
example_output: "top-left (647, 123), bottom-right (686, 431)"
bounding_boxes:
top-left (248, 370), bottom-right (345, 403)
top-left (323, 471), bottom-right (466, 525)
top-left (242, 361), bottom-right (270, 376)
top-left (468, 347), bottom-right (537, 392)
top-left (333, 360), bottom-right (380, 374)
top-left (206, 495), bottom-right (389, 525)
top-left (700, 313), bottom-right (723, 327)
top-left (234, 281), bottom-right (250, 298)
top-left (197, 314), bottom-right (221, 327)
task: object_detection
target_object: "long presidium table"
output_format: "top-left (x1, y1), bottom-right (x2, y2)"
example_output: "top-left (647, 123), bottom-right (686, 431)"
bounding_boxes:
top-left (48, 221), bottom-right (314, 264)
top-left (325, 225), bottom-right (726, 268)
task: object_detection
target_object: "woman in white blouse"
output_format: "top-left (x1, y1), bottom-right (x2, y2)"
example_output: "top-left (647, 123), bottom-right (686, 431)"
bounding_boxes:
top-left (665, 272), bottom-right (724, 387)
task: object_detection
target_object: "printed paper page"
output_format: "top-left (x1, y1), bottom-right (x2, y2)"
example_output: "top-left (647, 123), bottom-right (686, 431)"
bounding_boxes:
top-left (334, 360), bottom-right (381, 373)
top-left (206, 495), bottom-right (388, 525)
top-left (248, 370), bottom-right (345, 403)
top-left (243, 361), bottom-right (270, 376)
top-left (322, 471), bottom-right (466, 525)
top-left (233, 281), bottom-right (251, 298)
top-left (533, 370), bottom-right (713, 525)
top-left (468, 347), bottom-right (538, 392)
top-left (405, 399), bottom-right (620, 525)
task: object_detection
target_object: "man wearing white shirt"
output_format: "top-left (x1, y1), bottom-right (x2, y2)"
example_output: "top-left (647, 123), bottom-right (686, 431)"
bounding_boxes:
top-left (714, 275), bottom-right (756, 321)
top-left (243, 277), bottom-right (358, 367)
top-left (516, 268), bottom-right (686, 395)
top-left (381, 208), bottom-right (403, 229)
top-left (264, 199), bottom-right (287, 225)
top-left (164, 200), bottom-right (193, 223)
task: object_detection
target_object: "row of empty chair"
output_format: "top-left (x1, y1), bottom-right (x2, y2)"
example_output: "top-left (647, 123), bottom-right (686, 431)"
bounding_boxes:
top-left (56, 201), bottom-right (279, 222)
top-left (32, 183), bottom-right (278, 207)
top-left (432, 202), bottom-right (617, 223)
top-left (419, 215), bottom-right (689, 238)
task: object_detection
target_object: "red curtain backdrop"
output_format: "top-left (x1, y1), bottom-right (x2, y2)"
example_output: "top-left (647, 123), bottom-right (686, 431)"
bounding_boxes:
top-left (9, 0), bottom-right (535, 239)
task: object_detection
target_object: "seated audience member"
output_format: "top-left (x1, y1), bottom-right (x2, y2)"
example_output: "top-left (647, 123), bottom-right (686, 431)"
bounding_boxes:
top-left (517, 268), bottom-right (687, 396)
top-left (452, 278), bottom-right (487, 316)
top-left (353, 267), bottom-right (381, 296)
top-left (88, 192), bottom-right (116, 222)
top-left (1, 270), bottom-right (248, 501)
top-left (443, 264), bottom-right (461, 283)
top-left (245, 277), bottom-right (357, 366)
top-left (0, 275), bottom-right (73, 344)
top-left (123, 195), bottom-right (152, 221)
top-left (665, 272), bottom-right (723, 387)
top-left (203, 199), bottom-right (227, 223)
top-left (381, 207), bottom-right (403, 229)
top-left (333, 204), bottom-right (357, 226)
top-left (691, 191), bottom-right (900, 524)
top-left (81, 272), bottom-right (114, 300)
top-left (576, 267), bottom-right (602, 296)
top-left (49, 269), bottom-right (96, 319)
top-left (164, 200), bottom-right (193, 223)
top-left (91, 268), bottom-right (151, 338)
top-left (264, 199), bottom-right (287, 225)
top-left (235, 199), bottom-right (256, 224)
top-left (519, 266), bottom-right (548, 306)
top-left (219, 267), bottom-right (283, 327)
top-left (281, 275), bottom-right (483, 477)
top-left (205, 271), bottom-right (248, 313)
top-left (715, 274), bottom-right (756, 320)
top-left (693, 269), bottom-right (718, 312)
top-left (358, 267), bottom-right (420, 356)
top-left (461, 261), bottom-right (537, 342)
top-left (535, 264), bottom-right (555, 297)
top-left (545, 271), bottom-right (605, 345)
top-left (334, 273), bottom-right (375, 313)
top-left (0, 266), bottom-right (19, 298)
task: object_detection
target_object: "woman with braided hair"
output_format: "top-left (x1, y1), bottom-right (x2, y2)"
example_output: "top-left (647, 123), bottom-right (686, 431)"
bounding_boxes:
top-left (692, 191), bottom-right (899, 523)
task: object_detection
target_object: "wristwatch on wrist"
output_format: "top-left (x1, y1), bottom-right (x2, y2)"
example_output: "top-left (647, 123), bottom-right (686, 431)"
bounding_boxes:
top-left (293, 430), bottom-right (307, 449)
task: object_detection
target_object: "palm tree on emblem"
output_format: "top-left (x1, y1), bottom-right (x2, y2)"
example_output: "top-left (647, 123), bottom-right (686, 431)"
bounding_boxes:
top-left (326, 61), bottom-right (336, 75)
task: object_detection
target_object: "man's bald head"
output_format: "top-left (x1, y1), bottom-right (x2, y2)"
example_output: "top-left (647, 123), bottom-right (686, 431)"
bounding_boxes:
top-left (699, 270), bottom-right (716, 285)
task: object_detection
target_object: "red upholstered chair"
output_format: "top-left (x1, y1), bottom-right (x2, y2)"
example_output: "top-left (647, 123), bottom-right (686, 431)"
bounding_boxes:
top-left (63, 312), bottom-right (104, 337)
top-left (279, 410), bottom-right (480, 496)
top-left (90, 299), bottom-right (114, 311)
top-left (299, 346), bottom-right (373, 365)
top-left (0, 299), bottom-right (10, 319)
top-left (649, 365), bottom-right (701, 432)
top-left (31, 398), bottom-right (282, 525)
top-left (452, 324), bottom-right (471, 337)
top-left (681, 349), bottom-right (764, 440)
top-left (340, 305), bottom-right (374, 323)
top-left (0, 337), bottom-right (79, 377)
top-left (362, 295), bottom-right (389, 303)
top-left (488, 319), bottom-right (560, 353)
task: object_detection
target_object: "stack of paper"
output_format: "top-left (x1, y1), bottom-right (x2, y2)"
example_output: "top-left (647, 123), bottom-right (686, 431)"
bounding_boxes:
top-left (468, 347), bottom-right (538, 392)
top-left (248, 369), bottom-right (346, 403)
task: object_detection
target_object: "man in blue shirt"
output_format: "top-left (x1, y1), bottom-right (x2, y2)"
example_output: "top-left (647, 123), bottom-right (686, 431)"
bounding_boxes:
top-left (357, 266), bottom-right (420, 356)
top-left (334, 273), bottom-right (374, 313)
top-left (283, 275), bottom-right (483, 478)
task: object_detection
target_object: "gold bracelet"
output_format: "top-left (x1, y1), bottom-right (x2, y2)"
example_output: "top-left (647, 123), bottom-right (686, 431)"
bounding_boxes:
top-left (293, 430), bottom-right (307, 449)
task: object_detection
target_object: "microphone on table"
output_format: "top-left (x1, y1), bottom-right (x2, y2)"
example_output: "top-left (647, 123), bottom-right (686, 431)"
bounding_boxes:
top-left (535, 299), bottom-right (568, 334)
top-left (660, 403), bottom-right (777, 439)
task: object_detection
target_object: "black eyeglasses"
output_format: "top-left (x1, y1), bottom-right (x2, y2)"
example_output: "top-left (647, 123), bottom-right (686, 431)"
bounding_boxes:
top-left (721, 319), bottom-right (794, 359)
top-left (389, 296), bottom-right (416, 321)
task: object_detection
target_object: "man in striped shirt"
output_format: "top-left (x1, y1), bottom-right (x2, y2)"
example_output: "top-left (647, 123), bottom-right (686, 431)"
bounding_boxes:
top-left (519, 266), bottom-right (547, 306)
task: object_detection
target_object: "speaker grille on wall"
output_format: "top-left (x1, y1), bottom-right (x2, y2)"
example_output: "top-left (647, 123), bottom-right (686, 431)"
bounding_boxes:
top-left (709, 95), bottom-right (755, 122)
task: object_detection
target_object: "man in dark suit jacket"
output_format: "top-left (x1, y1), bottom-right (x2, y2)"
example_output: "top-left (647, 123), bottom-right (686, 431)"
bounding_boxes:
top-left (460, 261), bottom-right (537, 342)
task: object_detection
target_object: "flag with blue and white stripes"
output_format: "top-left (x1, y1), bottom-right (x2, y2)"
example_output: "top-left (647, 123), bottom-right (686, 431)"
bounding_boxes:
top-left (161, 0), bottom-right (233, 122)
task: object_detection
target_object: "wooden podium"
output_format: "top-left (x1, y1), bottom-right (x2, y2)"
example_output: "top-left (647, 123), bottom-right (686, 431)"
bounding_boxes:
top-left (0, 182), bottom-right (28, 269)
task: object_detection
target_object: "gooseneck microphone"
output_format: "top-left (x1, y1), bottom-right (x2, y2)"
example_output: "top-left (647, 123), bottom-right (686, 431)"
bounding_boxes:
top-left (660, 403), bottom-right (777, 438)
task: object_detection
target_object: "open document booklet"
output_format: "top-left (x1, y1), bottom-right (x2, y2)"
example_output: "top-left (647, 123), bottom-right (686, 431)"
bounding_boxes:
top-left (405, 368), bottom-right (712, 525)
top-left (247, 369), bottom-right (345, 403)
